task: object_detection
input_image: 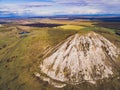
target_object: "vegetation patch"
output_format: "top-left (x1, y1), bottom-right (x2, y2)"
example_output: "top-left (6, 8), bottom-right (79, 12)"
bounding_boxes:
top-left (58, 25), bottom-right (84, 30)
top-left (0, 19), bottom-right (120, 90)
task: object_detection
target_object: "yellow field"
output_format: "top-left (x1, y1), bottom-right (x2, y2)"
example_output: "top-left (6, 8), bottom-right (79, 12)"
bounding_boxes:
top-left (39, 19), bottom-right (94, 26)
top-left (58, 25), bottom-right (84, 30)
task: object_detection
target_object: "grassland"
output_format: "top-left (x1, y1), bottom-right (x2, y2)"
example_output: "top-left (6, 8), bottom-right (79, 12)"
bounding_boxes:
top-left (0, 19), bottom-right (120, 90)
top-left (57, 25), bottom-right (84, 30)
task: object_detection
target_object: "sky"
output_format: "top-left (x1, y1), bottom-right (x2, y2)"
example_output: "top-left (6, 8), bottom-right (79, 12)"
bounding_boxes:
top-left (0, 0), bottom-right (120, 17)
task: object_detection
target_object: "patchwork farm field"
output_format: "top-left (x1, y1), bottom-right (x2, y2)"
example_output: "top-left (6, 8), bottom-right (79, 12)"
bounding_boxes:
top-left (0, 19), bottom-right (120, 90)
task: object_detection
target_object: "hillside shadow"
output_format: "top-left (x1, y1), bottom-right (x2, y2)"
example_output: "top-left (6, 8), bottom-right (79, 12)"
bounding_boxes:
top-left (94, 22), bottom-right (120, 30)
top-left (0, 22), bottom-right (8, 24)
top-left (22, 23), bottom-right (64, 28)
top-left (94, 21), bottom-right (120, 36)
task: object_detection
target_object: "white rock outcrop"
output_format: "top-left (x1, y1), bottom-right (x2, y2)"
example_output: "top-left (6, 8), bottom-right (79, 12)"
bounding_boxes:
top-left (37, 32), bottom-right (120, 88)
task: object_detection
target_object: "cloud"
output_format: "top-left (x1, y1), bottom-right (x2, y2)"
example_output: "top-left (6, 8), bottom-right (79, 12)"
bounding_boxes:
top-left (0, 2), bottom-right (54, 16)
top-left (50, 0), bottom-right (119, 14)
top-left (53, 0), bottom-right (120, 5)
top-left (0, 0), bottom-right (120, 17)
top-left (22, 2), bottom-right (53, 7)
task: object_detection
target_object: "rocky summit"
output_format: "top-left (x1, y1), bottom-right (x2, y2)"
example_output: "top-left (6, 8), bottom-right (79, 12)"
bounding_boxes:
top-left (36, 32), bottom-right (120, 88)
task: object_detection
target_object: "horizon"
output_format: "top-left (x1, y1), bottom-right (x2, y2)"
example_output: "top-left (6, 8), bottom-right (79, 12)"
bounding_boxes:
top-left (0, 0), bottom-right (120, 17)
top-left (0, 14), bottom-right (120, 19)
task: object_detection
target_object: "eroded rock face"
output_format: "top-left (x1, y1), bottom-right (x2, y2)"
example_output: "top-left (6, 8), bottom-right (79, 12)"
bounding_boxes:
top-left (36, 32), bottom-right (120, 88)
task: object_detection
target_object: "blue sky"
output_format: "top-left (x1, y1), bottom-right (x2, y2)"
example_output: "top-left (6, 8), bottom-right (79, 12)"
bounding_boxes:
top-left (0, 0), bottom-right (120, 17)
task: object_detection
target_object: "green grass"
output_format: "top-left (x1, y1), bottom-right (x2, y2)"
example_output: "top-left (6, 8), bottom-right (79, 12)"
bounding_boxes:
top-left (0, 25), bottom-right (79, 90)
top-left (57, 24), bottom-right (84, 30)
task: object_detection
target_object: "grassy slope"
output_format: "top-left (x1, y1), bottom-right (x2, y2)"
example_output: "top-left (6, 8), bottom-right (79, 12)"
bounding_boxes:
top-left (0, 25), bottom-right (79, 90)
top-left (0, 20), bottom-right (120, 90)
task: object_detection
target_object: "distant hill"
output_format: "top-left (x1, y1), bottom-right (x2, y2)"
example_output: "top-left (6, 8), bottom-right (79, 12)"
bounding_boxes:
top-left (0, 14), bottom-right (120, 22)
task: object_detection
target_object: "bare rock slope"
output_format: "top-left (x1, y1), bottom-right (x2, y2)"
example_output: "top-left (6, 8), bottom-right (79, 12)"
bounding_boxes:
top-left (36, 31), bottom-right (120, 88)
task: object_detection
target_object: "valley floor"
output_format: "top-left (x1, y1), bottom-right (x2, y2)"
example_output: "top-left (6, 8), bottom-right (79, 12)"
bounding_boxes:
top-left (0, 19), bottom-right (120, 90)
